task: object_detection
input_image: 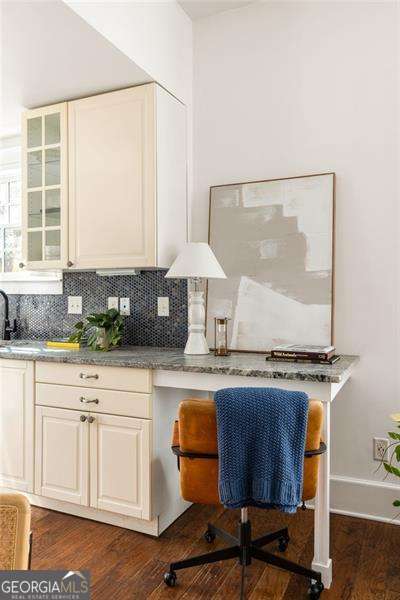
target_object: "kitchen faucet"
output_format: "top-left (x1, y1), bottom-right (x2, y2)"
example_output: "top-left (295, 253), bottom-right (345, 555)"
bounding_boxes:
top-left (0, 289), bottom-right (17, 340)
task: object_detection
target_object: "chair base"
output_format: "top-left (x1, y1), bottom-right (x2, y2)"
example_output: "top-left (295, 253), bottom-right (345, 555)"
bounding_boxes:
top-left (164, 516), bottom-right (324, 599)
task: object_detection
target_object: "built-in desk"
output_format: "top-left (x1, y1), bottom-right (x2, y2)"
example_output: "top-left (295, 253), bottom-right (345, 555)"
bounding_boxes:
top-left (0, 342), bottom-right (359, 588)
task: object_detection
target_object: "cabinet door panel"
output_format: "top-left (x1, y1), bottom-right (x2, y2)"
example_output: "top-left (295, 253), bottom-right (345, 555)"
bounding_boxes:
top-left (90, 414), bottom-right (151, 519)
top-left (35, 406), bottom-right (89, 505)
top-left (68, 85), bottom-right (156, 269)
top-left (21, 102), bottom-right (68, 270)
top-left (0, 360), bottom-right (34, 492)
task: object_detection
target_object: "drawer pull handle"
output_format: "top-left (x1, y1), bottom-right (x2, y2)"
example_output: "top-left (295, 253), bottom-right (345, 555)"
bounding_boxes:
top-left (87, 416), bottom-right (95, 423)
top-left (79, 373), bottom-right (99, 380)
top-left (80, 415), bottom-right (87, 422)
top-left (80, 397), bottom-right (99, 404)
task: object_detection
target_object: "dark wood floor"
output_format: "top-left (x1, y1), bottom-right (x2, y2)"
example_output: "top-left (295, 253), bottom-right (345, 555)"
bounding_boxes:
top-left (30, 504), bottom-right (399, 599)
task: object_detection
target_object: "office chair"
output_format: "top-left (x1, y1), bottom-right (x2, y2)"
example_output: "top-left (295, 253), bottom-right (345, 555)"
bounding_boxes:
top-left (163, 398), bottom-right (326, 599)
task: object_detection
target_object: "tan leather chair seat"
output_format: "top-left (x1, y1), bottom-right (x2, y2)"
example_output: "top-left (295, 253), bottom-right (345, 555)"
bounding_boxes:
top-left (174, 398), bottom-right (323, 505)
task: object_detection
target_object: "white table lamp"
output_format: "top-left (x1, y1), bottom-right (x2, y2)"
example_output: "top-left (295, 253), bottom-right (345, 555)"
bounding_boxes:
top-left (165, 242), bottom-right (226, 355)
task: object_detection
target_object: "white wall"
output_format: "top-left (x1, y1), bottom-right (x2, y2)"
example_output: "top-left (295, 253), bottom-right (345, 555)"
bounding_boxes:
top-left (64, 0), bottom-right (192, 106)
top-left (194, 2), bottom-right (400, 520)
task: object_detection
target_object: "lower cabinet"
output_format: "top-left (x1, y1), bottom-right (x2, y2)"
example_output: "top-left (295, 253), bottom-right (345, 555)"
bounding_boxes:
top-left (90, 413), bottom-right (151, 520)
top-left (35, 406), bottom-right (151, 519)
top-left (0, 360), bottom-right (34, 492)
top-left (35, 406), bottom-right (89, 505)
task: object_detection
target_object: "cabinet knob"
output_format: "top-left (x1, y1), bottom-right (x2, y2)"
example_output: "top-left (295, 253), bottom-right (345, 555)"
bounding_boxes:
top-left (80, 396), bottom-right (99, 404)
top-left (79, 373), bottom-right (99, 380)
top-left (80, 415), bottom-right (87, 422)
top-left (19, 262), bottom-right (25, 268)
top-left (67, 261), bottom-right (73, 267)
top-left (87, 416), bottom-right (95, 423)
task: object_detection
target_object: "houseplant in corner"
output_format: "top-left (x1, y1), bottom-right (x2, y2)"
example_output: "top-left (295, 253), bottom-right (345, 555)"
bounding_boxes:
top-left (381, 413), bottom-right (400, 511)
top-left (69, 308), bottom-right (124, 351)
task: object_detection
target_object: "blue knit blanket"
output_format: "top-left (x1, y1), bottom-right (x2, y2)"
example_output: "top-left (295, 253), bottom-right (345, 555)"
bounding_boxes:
top-left (214, 387), bottom-right (308, 513)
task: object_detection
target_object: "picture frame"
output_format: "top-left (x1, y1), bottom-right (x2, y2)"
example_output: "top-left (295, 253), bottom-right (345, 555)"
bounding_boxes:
top-left (206, 173), bottom-right (335, 353)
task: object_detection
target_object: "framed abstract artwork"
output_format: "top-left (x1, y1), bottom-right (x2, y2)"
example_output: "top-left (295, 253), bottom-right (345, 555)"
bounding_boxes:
top-left (206, 173), bottom-right (335, 352)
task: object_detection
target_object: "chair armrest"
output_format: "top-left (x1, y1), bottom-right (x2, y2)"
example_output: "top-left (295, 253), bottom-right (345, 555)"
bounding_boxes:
top-left (171, 441), bottom-right (326, 460)
top-left (171, 446), bottom-right (219, 459)
top-left (304, 441), bottom-right (326, 457)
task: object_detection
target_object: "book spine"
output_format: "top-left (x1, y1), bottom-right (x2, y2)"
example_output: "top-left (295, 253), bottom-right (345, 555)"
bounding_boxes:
top-left (271, 351), bottom-right (333, 360)
top-left (267, 356), bottom-right (339, 365)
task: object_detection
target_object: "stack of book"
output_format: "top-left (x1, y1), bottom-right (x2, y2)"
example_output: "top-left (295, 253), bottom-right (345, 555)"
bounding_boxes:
top-left (266, 344), bottom-right (340, 365)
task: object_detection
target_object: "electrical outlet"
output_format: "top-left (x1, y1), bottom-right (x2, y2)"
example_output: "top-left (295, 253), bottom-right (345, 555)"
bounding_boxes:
top-left (120, 297), bottom-right (130, 316)
top-left (373, 437), bottom-right (389, 462)
top-left (158, 296), bottom-right (169, 317)
top-left (108, 297), bottom-right (119, 310)
top-left (68, 296), bottom-right (82, 315)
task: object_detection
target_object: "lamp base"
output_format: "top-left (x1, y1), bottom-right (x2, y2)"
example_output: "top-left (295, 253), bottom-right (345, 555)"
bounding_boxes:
top-left (185, 290), bottom-right (209, 355)
top-left (184, 333), bottom-right (209, 355)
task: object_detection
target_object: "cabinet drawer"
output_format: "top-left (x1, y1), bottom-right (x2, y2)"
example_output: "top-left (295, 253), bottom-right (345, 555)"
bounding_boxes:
top-left (36, 361), bottom-right (152, 393)
top-left (36, 383), bottom-right (152, 419)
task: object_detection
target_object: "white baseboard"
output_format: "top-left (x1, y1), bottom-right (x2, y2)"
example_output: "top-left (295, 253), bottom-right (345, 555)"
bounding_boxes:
top-left (330, 474), bottom-right (400, 525)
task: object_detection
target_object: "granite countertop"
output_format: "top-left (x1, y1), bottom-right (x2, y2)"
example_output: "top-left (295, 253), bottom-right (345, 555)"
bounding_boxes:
top-left (0, 341), bottom-right (359, 383)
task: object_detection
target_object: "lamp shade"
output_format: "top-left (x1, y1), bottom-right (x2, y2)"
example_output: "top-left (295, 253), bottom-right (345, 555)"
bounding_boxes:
top-left (165, 242), bottom-right (226, 279)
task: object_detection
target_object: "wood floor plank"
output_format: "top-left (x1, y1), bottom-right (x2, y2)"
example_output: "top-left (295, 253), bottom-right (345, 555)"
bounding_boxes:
top-left (28, 505), bottom-right (400, 599)
top-left (320, 513), bottom-right (364, 600)
top-left (249, 508), bottom-right (314, 600)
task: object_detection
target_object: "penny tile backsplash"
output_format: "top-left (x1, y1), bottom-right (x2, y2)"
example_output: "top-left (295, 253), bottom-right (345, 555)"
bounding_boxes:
top-left (5, 271), bottom-right (188, 347)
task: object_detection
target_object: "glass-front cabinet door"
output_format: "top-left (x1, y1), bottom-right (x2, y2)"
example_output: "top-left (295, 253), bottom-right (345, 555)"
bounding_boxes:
top-left (21, 103), bottom-right (68, 269)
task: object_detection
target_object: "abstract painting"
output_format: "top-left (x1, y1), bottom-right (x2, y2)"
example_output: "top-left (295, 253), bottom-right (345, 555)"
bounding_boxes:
top-left (206, 173), bottom-right (335, 352)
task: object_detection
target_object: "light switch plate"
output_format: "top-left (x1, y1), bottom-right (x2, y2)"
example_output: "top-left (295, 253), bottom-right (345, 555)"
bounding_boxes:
top-left (68, 296), bottom-right (82, 314)
top-left (108, 297), bottom-right (119, 310)
top-left (158, 296), bottom-right (170, 317)
top-left (120, 297), bottom-right (130, 316)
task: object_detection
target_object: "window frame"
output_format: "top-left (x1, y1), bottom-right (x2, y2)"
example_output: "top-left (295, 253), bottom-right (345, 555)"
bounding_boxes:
top-left (0, 136), bottom-right (62, 293)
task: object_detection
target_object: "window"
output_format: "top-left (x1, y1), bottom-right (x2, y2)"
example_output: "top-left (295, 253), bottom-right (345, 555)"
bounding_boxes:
top-left (0, 136), bottom-right (62, 292)
top-left (0, 168), bottom-right (22, 273)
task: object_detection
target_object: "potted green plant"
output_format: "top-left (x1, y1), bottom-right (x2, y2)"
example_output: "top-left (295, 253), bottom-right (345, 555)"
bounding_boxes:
top-left (69, 308), bottom-right (124, 352)
top-left (380, 413), bottom-right (400, 511)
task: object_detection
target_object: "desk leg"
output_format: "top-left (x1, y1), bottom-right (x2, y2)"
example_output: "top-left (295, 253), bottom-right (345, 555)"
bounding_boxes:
top-left (311, 401), bottom-right (332, 588)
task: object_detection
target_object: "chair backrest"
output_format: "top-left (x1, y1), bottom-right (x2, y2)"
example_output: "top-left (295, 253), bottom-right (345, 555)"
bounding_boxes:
top-left (0, 493), bottom-right (31, 569)
top-left (174, 397), bottom-right (323, 506)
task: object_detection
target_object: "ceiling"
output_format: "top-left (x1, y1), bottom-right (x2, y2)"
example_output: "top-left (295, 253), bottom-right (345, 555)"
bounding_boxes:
top-left (0, 0), bottom-right (152, 137)
top-left (178, 0), bottom-right (256, 20)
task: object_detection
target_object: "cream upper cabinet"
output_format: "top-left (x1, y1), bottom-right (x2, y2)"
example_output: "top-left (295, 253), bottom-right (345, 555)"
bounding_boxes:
top-left (21, 103), bottom-right (68, 269)
top-left (68, 83), bottom-right (187, 269)
top-left (20, 83), bottom-right (187, 271)
top-left (0, 360), bottom-right (34, 492)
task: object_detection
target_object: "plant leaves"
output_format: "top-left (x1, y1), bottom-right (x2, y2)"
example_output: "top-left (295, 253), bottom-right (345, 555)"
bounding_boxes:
top-left (384, 462), bottom-right (400, 477)
top-left (388, 432), bottom-right (400, 441)
top-left (393, 500), bottom-right (400, 507)
top-left (69, 309), bottom-right (123, 351)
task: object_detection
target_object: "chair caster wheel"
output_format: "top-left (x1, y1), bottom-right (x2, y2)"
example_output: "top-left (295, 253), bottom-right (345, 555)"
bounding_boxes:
top-left (204, 529), bottom-right (216, 543)
top-left (277, 534), bottom-right (290, 552)
top-left (308, 581), bottom-right (324, 599)
top-left (164, 571), bottom-right (177, 587)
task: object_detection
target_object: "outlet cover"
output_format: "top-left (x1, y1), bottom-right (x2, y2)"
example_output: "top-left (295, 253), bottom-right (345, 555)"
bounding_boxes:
top-left (158, 297), bottom-right (170, 317)
top-left (68, 296), bottom-right (82, 315)
top-left (108, 297), bottom-right (119, 310)
top-left (120, 297), bottom-right (130, 316)
top-left (373, 437), bottom-right (389, 462)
